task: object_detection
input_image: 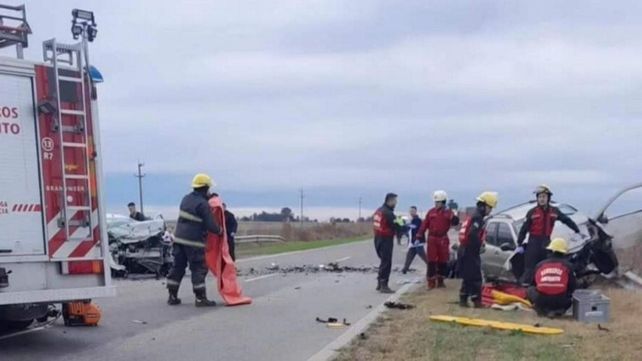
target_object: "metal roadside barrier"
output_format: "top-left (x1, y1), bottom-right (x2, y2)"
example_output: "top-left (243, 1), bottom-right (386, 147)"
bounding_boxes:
top-left (235, 235), bottom-right (287, 244)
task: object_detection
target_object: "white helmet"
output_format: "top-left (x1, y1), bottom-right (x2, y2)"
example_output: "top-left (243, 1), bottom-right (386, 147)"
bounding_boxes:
top-left (433, 190), bottom-right (448, 202)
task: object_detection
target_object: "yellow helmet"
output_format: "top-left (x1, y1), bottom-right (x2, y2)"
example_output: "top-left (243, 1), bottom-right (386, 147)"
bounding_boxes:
top-left (191, 173), bottom-right (214, 189)
top-left (547, 237), bottom-right (568, 254)
top-left (476, 191), bottom-right (498, 208)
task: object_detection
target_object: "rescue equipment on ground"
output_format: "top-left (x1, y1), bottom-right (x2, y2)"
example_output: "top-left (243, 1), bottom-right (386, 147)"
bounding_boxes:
top-left (62, 301), bottom-right (102, 326)
top-left (429, 315), bottom-right (563, 335)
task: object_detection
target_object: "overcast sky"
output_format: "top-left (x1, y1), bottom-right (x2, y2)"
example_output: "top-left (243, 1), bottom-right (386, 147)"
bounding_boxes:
top-left (5, 0), bottom-right (642, 218)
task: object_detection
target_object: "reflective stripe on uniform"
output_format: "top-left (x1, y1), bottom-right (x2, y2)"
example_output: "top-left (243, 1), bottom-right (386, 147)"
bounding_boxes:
top-left (179, 210), bottom-right (203, 223)
top-left (173, 236), bottom-right (205, 248)
top-left (193, 283), bottom-right (206, 290)
top-left (167, 279), bottom-right (180, 286)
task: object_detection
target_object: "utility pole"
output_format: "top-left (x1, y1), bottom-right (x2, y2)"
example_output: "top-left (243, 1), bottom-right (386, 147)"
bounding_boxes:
top-left (358, 197), bottom-right (362, 221)
top-left (299, 188), bottom-right (304, 225)
top-left (135, 162), bottom-right (145, 215)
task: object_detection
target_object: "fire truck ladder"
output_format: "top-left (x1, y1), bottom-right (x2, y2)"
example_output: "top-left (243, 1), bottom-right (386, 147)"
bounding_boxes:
top-left (0, 4), bottom-right (31, 59)
top-left (42, 38), bottom-right (94, 243)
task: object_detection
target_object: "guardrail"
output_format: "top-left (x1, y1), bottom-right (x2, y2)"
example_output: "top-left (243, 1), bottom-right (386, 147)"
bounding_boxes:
top-left (235, 235), bottom-right (287, 244)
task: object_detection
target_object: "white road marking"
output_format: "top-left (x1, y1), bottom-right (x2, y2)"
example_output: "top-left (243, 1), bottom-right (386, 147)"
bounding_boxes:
top-left (244, 274), bottom-right (278, 283)
top-left (333, 256), bottom-right (351, 263)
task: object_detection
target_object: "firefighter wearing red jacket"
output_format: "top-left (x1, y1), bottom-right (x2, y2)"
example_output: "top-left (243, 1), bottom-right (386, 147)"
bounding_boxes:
top-left (373, 193), bottom-right (400, 294)
top-left (527, 238), bottom-right (577, 317)
top-left (516, 185), bottom-right (581, 285)
top-left (458, 192), bottom-right (497, 308)
top-left (416, 190), bottom-right (459, 289)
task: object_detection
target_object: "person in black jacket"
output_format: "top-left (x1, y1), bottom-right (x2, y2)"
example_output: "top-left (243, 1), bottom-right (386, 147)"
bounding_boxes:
top-left (128, 202), bottom-right (146, 221)
top-left (373, 193), bottom-right (400, 294)
top-left (223, 203), bottom-right (238, 261)
top-left (516, 185), bottom-right (582, 285)
top-left (401, 206), bottom-right (427, 274)
top-left (166, 173), bottom-right (223, 307)
top-left (527, 238), bottom-right (577, 317)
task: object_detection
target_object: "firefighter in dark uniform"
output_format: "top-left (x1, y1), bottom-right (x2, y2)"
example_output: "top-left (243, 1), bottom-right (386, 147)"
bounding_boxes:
top-left (401, 206), bottom-right (427, 274)
top-left (166, 173), bottom-right (223, 307)
top-left (416, 190), bottom-right (459, 289)
top-left (373, 193), bottom-right (400, 294)
top-left (516, 185), bottom-right (581, 285)
top-left (527, 238), bottom-right (577, 317)
top-left (458, 192), bottom-right (497, 308)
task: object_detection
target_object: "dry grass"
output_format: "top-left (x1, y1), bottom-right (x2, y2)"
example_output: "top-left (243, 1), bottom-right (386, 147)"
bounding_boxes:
top-left (336, 280), bottom-right (642, 361)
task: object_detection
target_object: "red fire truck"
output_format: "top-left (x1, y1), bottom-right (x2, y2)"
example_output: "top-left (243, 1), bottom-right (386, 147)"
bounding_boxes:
top-left (0, 4), bottom-right (114, 334)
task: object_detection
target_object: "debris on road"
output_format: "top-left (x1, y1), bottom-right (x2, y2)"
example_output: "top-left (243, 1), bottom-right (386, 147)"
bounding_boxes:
top-left (384, 302), bottom-right (415, 310)
top-left (237, 263), bottom-right (416, 278)
top-left (316, 317), bottom-right (351, 328)
top-left (131, 319), bottom-right (148, 325)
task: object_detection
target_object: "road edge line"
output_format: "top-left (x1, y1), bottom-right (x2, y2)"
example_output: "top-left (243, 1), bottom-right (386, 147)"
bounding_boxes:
top-left (306, 283), bottom-right (419, 361)
top-left (236, 239), bottom-right (371, 263)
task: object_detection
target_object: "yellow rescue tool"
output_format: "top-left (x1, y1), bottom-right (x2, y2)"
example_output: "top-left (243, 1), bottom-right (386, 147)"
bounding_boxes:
top-left (429, 315), bottom-right (563, 335)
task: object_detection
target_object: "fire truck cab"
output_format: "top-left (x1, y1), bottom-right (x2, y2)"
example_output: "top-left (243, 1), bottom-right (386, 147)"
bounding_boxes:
top-left (0, 4), bottom-right (114, 332)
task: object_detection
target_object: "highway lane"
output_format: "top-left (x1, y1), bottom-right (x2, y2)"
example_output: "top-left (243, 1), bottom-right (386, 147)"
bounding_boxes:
top-left (1, 239), bottom-right (426, 361)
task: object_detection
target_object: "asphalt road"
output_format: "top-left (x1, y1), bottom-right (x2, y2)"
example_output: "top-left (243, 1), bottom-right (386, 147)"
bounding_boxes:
top-left (1, 239), bottom-right (425, 361)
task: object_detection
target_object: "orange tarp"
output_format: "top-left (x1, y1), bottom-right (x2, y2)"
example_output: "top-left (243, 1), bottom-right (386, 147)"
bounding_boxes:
top-left (205, 196), bottom-right (252, 306)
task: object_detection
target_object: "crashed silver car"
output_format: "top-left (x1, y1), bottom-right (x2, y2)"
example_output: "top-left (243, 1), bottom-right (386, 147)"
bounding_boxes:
top-left (107, 214), bottom-right (173, 278)
top-left (478, 183), bottom-right (642, 285)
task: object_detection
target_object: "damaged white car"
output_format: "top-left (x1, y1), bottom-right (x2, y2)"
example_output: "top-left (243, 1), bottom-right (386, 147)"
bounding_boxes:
top-left (107, 214), bottom-right (173, 278)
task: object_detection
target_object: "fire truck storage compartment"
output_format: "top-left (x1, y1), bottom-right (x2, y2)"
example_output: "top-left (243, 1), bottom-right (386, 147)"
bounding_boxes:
top-left (0, 71), bottom-right (46, 257)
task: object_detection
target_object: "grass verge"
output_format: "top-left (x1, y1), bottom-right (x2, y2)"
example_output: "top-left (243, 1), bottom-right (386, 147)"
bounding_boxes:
top-left (236, 236), bottom-right (370, 258)
top-left (336, 280), bottom-right (642, 361)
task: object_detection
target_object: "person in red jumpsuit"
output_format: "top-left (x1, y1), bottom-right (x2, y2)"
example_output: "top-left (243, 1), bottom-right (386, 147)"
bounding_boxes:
top-left (416, 190), bottom-right (459, 289)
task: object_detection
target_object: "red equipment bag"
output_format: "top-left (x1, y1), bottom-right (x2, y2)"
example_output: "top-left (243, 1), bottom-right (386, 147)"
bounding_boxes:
top-left (205, 196), bottom-right (252, 306)
top-left (481, 282), bottom-right (528, 307)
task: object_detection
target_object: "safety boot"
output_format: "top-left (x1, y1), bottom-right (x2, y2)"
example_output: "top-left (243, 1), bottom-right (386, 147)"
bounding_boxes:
top-left (459, 295), bottom-right (469, 308)
top-left (472, 298), bottom-right (483, 309)
top-left (376, 280), bottom-right (382, 291)
top-left (437, 277), bottom-right (446, 288)
top-left (194, 290), bottom-right (217, 307)
top-left (378, 282), bottom-right (395, 294)
top-left (167, 287), bottom-right (182, 306)
top-left (427, 277), bottom-right (437, 290)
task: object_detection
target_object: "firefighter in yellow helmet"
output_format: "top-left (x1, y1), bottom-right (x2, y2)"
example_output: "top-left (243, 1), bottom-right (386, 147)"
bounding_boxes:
top-left (457, 192), bottom-right (498, 307)
top-left (527, 238), bottom-right (577, 317)
top-left (166, 173), bottom-right (223, 307)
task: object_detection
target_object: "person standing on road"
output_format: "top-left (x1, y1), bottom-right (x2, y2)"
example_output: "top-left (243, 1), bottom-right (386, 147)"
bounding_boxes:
top-left (416, 191), bottom-right (459, 289)
top-left (527, 238), bottom-right (577, 317)
top-left (458, 192), bottom-right (497, 308)
top-left (166, 173), bottom-right (224, 307)
top-left (516, 185), bottom-right (581, 285)
top-left (401, 206), bottom-right (427, 274)
top-left (128, 202), bottom-right (146, 221)
top-left (223, 203), bottom-right (238, 261)
top-left (373, 193), bottom-right (401, 294)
